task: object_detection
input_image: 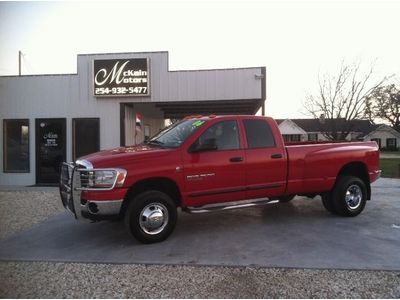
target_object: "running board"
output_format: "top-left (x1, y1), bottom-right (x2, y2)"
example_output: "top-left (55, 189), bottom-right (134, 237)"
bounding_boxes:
top-left (183, 199), bottom-right (280, 214)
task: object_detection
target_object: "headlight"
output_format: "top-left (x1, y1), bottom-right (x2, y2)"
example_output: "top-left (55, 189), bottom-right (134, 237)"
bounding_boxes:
top-left (78, 168), bottom-right (127, 190)
top-left (89, 170), bottom-right (115, 188)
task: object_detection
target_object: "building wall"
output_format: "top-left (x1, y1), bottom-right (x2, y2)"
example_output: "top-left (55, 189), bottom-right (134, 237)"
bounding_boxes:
top-left (0, 52), bottom-right (264, 185)
top-left (76, 52), bottom-right (263, 103)
top-left (0, 75), bottom-right (79, 185)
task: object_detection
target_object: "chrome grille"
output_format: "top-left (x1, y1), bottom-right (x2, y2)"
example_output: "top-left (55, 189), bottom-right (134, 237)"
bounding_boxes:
top-left (79, 170), bottom-right (94, 188)
top-left (59, 162), bottom-right (75, 213)
top-left (60, 164), bottom-right (71, 187)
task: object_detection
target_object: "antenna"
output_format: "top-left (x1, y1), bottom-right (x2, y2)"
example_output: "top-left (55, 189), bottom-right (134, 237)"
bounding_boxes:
top-left (18, 50), bottom-right (22, 76)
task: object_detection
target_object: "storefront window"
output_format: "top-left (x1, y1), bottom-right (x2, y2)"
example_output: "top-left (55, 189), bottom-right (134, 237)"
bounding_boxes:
top-left (3, 119), bottom-right (29, 172)
top-left (73, 118), bottom-right (100, 160)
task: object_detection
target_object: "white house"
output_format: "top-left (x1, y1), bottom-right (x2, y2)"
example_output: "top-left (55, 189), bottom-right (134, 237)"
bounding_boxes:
top-left (276, 119), bottom-right (308, 142)
top-left (277, 118), bottom-right (400, 151)
top-left (363, 124), bottom-right (400, 150)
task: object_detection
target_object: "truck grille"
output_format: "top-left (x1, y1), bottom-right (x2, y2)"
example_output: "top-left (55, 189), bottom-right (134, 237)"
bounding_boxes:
top-left (79, 170), bottom-right (93, 189)
top-left (59, 163), bottom-right (75, 214)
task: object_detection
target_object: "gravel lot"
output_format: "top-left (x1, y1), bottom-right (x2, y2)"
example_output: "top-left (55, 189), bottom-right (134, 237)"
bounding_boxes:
top-left (0, 189), bottom-right (63, 240)
top-left (1, 262), bottom-right (400, 298)
top-left (1, 184), bottom-right (400, 298)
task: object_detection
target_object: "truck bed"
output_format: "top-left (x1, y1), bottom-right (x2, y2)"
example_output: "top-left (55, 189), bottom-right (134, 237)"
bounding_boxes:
top-left (284, 141), bottom-right (380, 196)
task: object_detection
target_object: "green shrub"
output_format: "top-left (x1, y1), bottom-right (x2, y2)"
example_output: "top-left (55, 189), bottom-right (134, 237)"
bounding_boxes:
top-left (380, 148), bottom-right (400, 152)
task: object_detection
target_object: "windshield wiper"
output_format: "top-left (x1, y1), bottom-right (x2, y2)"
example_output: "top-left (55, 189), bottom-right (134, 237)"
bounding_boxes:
top-left (146, 140), bottom-right (165, 147)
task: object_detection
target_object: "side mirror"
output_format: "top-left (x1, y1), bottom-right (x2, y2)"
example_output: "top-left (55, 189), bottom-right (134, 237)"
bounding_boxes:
top-left (189, 138), bottom-right (217, 153)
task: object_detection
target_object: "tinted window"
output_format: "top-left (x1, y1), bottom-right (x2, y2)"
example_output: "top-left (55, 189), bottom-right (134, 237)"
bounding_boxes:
top-left (243, 119), bottom-right (275, 148)
top-left (196, 120), bottom-right (240, 151)
top-left (3, 119), bottom-right (29, 172)
top-left (73, 118), bottom-right (100, 160)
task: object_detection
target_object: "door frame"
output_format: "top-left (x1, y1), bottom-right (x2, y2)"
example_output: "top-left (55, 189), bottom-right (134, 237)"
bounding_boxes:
top-left (35, 118), bottom-right (67, 185)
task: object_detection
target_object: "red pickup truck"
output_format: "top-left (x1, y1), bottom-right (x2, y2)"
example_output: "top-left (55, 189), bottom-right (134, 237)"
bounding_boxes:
top-left (60, 115), bottom-right (380, 243)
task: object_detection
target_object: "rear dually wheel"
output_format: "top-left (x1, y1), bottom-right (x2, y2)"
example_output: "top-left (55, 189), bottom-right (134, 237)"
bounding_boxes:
top-left (329, 176), bottom-right (367, 217)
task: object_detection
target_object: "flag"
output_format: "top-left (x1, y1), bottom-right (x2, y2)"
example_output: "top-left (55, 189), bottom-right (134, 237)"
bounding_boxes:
top-left (135, 112), bottom-right (142, 135)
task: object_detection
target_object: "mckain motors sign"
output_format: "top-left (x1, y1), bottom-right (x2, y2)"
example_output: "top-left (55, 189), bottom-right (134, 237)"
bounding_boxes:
top-left (93, 58), bottom-right (150, 96)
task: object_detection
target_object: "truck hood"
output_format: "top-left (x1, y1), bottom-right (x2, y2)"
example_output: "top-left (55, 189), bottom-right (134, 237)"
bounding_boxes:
top-left (77, 144), bottom-right (175, 168)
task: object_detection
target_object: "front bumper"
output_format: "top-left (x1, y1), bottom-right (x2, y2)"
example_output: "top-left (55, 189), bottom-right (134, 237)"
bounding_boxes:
top-left (59, 162), bottom-right (124, 220)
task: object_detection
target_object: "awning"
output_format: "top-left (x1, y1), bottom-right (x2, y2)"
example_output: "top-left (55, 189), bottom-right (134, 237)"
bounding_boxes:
top-left (155, 99), bottom-right (264, 119)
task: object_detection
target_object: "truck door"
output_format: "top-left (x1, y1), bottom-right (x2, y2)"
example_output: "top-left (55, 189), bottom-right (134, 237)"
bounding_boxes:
top-left (182, 120), bottom-right (246, 207)
top-left (242, 118), bottom-right (287, 199)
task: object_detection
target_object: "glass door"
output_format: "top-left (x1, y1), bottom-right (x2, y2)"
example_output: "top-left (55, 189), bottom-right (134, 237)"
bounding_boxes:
top-left (35, 118), bottom-right (66, 185)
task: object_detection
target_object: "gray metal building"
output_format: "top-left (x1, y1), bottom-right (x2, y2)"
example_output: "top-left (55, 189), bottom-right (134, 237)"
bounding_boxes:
top-left (0, 51), bottom-right (266, 185)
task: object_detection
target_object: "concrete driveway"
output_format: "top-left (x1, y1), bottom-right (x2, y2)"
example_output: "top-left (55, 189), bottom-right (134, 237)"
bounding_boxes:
top-left (0, 178), bottom-right (399, 270)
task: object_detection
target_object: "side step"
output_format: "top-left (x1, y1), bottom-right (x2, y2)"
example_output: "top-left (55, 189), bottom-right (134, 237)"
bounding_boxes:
top-left (183, 199), bottom-right (280, 214)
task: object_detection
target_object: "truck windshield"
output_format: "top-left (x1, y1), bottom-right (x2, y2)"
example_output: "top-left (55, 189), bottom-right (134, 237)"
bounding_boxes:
top-left (147, 119), bottom-right (207, 148)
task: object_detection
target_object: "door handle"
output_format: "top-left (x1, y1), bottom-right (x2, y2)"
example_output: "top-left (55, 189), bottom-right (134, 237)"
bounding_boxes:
top-left (271, 153), bottom-right (283, 159)
top-left (230, 157), bottom-right (243, 162)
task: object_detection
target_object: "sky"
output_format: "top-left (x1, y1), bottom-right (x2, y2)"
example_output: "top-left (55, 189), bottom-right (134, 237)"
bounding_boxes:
top-left (1, 0), bottom-right (399, 119)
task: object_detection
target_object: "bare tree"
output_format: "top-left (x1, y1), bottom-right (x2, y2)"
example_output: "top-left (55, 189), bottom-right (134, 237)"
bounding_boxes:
top-left (365, 84), bottom-right (400, 131)
top-left (304, 61), bottom-right (387, 140)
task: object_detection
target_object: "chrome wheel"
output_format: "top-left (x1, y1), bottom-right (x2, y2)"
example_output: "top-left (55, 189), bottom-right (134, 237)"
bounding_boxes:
top-left (139, 203), bottom-right (169, 235)
top-left (345, 184), bottom-right (362, 210)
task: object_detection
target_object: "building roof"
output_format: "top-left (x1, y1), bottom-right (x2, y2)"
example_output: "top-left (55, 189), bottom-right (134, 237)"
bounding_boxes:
top-left (276, 118), bottom-right (378, 135)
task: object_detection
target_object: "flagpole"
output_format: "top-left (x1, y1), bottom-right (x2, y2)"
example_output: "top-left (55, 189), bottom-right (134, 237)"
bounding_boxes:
top-left (135, 112), bottom-right (142, 146)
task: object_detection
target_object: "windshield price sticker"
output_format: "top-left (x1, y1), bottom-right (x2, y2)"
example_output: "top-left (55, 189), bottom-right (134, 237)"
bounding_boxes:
top-left (93, 58), bottom-right (150, 97)
top-left (192, 120), bottom-right (205, 128)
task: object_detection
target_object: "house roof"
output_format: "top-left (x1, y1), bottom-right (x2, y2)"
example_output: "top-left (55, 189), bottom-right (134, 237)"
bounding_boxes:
top-left (364, 124), bottom-right (400, 139)
top-left (276, 118), bottom-right (378, 135)
top-left (277, 119), bottom-right (307, 135)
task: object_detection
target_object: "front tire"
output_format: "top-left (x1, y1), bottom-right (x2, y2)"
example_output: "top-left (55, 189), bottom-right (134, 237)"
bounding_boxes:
top-left (331, 176), bottom-right (367, 217)
top-left (124, 190), bottom-right (177, 244)
top-left (321, 193), bottom-right (337, 214)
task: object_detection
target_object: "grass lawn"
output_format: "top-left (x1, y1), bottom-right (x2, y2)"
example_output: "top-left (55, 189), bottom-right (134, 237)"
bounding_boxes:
top-left (380, 158), bottom-right (400, 178)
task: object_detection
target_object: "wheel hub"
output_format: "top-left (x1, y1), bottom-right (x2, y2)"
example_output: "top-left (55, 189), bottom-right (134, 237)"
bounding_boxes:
top-left (345, 184), bottom-right (362, 210)
top-left (139, 203), bottom-right (169, 235)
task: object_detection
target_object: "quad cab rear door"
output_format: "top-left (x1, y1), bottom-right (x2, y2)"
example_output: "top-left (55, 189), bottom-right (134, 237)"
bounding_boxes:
top-left (241, 118), bottom-right (287, 199)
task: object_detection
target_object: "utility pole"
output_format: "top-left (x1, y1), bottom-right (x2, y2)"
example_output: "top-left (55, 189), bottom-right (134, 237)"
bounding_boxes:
top-left (18, 51), bottom-right (22, 76)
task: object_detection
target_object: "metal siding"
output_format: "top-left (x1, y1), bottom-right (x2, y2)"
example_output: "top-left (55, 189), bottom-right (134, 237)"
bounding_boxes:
top-left (124, 105), bottom-right (135, 146)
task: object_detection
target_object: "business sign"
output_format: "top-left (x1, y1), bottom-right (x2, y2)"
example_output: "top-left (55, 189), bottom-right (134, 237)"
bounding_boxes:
top-left (93, 58), bottom-right (150, 97)
top-left (43, 132), bottom-right (59, 147)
